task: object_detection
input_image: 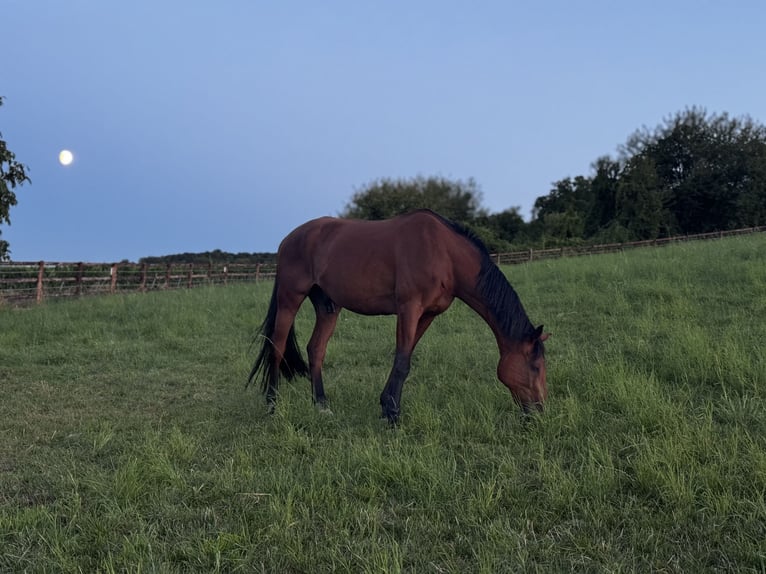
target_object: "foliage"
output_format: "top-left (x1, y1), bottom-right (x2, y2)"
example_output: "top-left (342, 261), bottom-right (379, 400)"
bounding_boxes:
top-left (144, 108), bottom-right (766, 264)
top-left (0, 97), bottom-right (31, 261)
top-left (532, 108), bottom-right (766, 243)
top-left (341, 175), bottom-right (485, 223)
top-left (342, 176), bottom-right (541, 252)
top-left (140, 249), bottom-right (277, 265)
top-left (1, 234), bottom-right (766, 571)
top-left (471, 207), bottom-right (527, 252)
top-left (616, 155), bottom-right (663, 239)
top-left (623, 107), bottom-right (766, 233)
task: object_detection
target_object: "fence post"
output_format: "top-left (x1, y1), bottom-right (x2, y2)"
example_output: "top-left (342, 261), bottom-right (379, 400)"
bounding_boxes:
top-left (256, 263), bottom-right (262, 282)
top-left (528, 248), bottom-right (534, 262)
top-left (223, 265), bottom-right (228, 286)
top-left (76, 262), bottom-right (84, 296)
top-left (207, 262), bottom-right (213, 284)
top-left (187, 263), bottom-right (193, 288)
top-left (36, 261), bottom-right (45, 303)
top-left (165, 263), bottom-right (171, 289)
top-left (140, 263), bottom-right (147, 292)
top-left (110, 264), bottom-right (118, 294)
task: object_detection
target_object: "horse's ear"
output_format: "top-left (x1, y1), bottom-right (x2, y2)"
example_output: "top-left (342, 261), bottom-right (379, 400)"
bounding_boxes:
top-left (533, 324), bottom-right (550, 342)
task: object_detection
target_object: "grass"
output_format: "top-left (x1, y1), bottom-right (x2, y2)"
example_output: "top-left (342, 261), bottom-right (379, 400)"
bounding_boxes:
top-left (1, 234), bottom-right (765, 572)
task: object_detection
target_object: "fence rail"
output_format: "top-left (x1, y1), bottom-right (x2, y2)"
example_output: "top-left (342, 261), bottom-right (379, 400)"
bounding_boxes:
top-left (0, 261), bottom-right (276, 305)
top-left (493, 226), bottom-right (766, 265)
top-left (2, 225), bottom-right (764, 305)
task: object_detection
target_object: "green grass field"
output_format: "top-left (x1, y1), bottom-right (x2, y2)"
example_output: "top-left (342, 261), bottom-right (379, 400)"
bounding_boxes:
top-left (1, 235), bottom-right (765, 572)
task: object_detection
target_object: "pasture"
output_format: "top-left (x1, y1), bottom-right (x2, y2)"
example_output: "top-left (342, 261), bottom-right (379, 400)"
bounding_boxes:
top-left (1, 235), bottom-right (765, 572)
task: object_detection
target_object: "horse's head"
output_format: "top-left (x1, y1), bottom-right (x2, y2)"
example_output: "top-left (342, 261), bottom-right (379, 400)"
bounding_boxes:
top-left (497, 325), bottom-right (549, 414)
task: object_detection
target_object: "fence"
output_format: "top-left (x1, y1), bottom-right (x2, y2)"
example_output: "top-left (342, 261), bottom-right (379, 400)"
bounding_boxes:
top-left (0, 261), bottom-right (276, 305)
top-left (1, 225), bottom-right (764, 305)
top-left (493, 226), bottom-right (766, 265)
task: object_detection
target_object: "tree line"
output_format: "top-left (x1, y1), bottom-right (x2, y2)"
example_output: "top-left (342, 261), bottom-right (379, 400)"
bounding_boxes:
top-left (3, 105), bottom-right (765, 262)
top-left (139, 250), bottom-right (277, 266)
top-left (343, 108), bottom-right (766, 253)
top-left (146, 108), bottom-right (766, 262)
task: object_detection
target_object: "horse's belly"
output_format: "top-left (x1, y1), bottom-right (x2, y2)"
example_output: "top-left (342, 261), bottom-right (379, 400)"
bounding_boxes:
top-left (328, 287), bottom-right (398, 316)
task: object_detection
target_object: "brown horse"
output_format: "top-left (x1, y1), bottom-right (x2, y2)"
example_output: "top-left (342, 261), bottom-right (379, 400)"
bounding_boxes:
top-left (249, 209), bottom-right (549, 422)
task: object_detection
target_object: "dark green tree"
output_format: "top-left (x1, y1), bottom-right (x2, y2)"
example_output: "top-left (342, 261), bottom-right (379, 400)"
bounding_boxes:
top-left (735, 134), bottom-right (766, 226)
top-left (542, 210), bottom-right (585, 242)
top-left (616, 155), bottom-right (663, 239)
top-left (1, 97), bottom-right (30, 260)
top-left (621, 107), bottom-right (766, 234)
top-left (532, 176), bottom-right (592, 242)
top-left (584, 156), bottom-right (621, 237)
top-left (484, 207), bottom-right (526, 242)
top-left (532, 176), bottom-right (592, 221)
top-left (530, 107), bottom-right (766, 244)
top-left (341, 175), bottom-right (485, 224)
top-left (472, 207), bottom-right (526, 252)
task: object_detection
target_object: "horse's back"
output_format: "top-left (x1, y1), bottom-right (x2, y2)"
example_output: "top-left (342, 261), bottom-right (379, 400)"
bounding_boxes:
top-left (277, 211), bottom-right (463, 315)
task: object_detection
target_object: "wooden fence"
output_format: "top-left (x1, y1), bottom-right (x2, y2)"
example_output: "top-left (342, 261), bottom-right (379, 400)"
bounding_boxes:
top-left (492, 226), bottom-right (766, 265)
top-left (1, 225), bottom-right (764, 305)
top-left (0, 261), bottom-right (276, 305)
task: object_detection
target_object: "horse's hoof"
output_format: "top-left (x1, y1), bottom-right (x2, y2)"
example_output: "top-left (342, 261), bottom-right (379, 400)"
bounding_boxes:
top-left (380, 412), bottom-right (399, 426)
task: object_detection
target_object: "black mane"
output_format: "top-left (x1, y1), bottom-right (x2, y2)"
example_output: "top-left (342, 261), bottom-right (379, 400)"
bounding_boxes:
top-left (422, 210), bottom-right (540, 345)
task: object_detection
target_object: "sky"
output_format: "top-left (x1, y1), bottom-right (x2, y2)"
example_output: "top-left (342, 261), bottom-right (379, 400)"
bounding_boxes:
top-left (3, 0), bottom-right (766, 262)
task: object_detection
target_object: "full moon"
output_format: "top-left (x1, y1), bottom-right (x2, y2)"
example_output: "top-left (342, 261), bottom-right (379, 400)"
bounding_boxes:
top-left (58, 149), bottom-right (74, 166)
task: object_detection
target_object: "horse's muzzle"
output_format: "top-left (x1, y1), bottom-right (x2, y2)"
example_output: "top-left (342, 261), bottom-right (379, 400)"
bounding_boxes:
top-left (521, 401), bottom-right (544, 415)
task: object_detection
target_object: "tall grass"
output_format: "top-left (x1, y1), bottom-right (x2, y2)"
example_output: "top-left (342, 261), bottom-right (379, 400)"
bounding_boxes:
top-left (1, 235), bottom-right (765, 572)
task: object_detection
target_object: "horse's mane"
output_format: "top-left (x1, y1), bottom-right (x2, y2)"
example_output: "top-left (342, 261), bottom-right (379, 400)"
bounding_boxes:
top-left (418, 210), bottom-right (542, 348)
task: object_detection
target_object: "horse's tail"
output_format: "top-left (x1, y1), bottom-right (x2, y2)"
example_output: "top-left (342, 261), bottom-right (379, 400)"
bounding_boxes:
top-left (248, 279), bottom-right (309, 394)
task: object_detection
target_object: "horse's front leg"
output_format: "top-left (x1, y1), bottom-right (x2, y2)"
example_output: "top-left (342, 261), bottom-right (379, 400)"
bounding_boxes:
top-left (380, 311), bottom-right (435, 423)
top-left (380, 350), bottom-right (412, 423)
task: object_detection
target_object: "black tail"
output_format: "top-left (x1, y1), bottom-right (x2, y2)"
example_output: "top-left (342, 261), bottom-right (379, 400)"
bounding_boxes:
top-left (248, 280), bottom-right (309, 394)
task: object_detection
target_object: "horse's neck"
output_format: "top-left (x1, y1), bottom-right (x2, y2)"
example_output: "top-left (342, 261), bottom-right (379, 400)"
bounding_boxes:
top-left (453, 247), bottom-right (536, 355)
top-left (455, 273), bottom-right (514, 354)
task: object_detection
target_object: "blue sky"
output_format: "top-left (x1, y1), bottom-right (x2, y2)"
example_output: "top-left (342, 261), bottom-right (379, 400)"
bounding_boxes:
top-left (3, 0), bottom-right (765, 262)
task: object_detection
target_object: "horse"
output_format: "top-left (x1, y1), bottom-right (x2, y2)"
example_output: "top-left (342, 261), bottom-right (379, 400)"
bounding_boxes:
top-left (248, 209), bottom-right (549, 423)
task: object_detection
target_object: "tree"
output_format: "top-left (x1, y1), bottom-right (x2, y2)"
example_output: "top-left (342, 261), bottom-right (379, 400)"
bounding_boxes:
top-left (529, 107), bottom-right (766, 243)
top-left (584, 156), bottom-right (621, 237)
top-left (1, 97), bottom-right (30, 260)
top-left (483, 207), bottom-right (526, 242)
top-left (471, 207), bottom-right (526, 252)
top-left (532, 176), bottom-right (591, 221)
top-left (341, 175), bottom-right (485, 224)
top-left (621, 107), bottom-right (766, 234)
top-left (616, 155), bottom-right (663, 239)
top-left (735, 135), bottom-right (766, 226)
top-left (542, 210), bottom-right (585, 242)
top-left (532, 176), bottom-right (592, 242)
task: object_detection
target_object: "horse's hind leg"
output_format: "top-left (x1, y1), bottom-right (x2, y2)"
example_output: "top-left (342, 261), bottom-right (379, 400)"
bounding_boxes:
top-left (265, 290), bottom-right (306, 409)
top-left (307, 285), bottom-right (340, 408)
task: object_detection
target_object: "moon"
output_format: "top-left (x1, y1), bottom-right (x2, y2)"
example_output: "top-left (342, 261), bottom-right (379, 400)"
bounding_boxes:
top-left (58, 149), bottom-right (74, 166)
